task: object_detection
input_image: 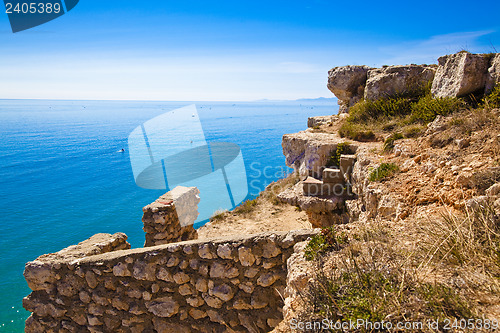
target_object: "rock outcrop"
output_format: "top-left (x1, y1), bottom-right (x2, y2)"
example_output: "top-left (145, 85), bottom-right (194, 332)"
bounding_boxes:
top-left (307, 115), bottom-right (335, 128)
top-left (282, 131), bottom-right (357, 178)
top-left (23, 229), bottom-right (318, 333)
top-left (431, 52), bottom-right (491, 98)
top-left (143, 186), bottom-right (200, 247)
top-left (485, 53), bottom-right (500, 94)
top-left (327, 65), bottom-right (371, 113)
top-left (364, 65), bottom-right (436, 100)
top-left (328, 52), bottom-right (499, 113)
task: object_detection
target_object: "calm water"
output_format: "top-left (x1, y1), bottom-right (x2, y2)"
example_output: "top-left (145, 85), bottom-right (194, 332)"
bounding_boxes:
top-left (0, 99), bottom-right (336, 331)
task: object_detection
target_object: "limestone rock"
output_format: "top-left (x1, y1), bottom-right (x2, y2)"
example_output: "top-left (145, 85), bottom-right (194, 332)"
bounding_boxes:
top-left (238, 247), bottom-right (256, 266)
top-left (485, 53), bottom-right (500, 94)
top-left (431, 52), bottom-right (490, 98)
top-left (282, 131), bottom-right (357, 178)
top-left (145, 297), bottom-right (179, 318)
top-left (327, 65), bottom-right (371, 113)
top-left (307, 115), bottom-right (335, 128)
top-left (486, 183), bottom-right (500, 197)
top-left (365, 65), bottom-right (436, 101)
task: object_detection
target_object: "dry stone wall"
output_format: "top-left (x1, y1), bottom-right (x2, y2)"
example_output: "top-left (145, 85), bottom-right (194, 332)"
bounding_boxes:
top-left (23, 229), bottom-right (318, 333)
top-left (143, 186), bottom-right (200, 247)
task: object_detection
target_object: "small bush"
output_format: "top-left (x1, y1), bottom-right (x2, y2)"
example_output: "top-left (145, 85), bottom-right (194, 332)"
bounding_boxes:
top-left (348, 97), bottom-right (413, 123)
top-left (339, 122), bottom-right (376, 142)
top-left (369, 163), bottom-right (399, 182)
top-left (410, 95), bottom-right (463, 123)
top-left (383, 132), bottom-right (404, 151)
top-left (304, 227), bottom-right (348, 261)
top-left (483, 84), bottom-right (500, 109)
top-left (326, 141), bottom-right (351, 168)
top-left (234, 199), bottom-right (258, 215)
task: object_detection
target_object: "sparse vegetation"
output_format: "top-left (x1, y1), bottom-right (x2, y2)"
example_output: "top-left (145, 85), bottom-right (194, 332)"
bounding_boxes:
top-left (338, 122), bottom-right (376, 142)
top-left (326, 141), bottom-right (352, 168)
top-left (209, 209), bottom-right (228, 222)
top-left (337, 79), bottom-right (467, 142)
top-left (422, 202), bottom-right (500, 270)
top-left (233, 198), bottom-right (258, 215)
top-left (304, 221), bottom-right (476, 327)
top-left (403, 124), bottom-right (425, 138)
top-left (483, 84), bottom-right (500, 109)
top-left (304, 227), bottom-right (348, 261)
top-left (368, 163), bottom-right (399, 181)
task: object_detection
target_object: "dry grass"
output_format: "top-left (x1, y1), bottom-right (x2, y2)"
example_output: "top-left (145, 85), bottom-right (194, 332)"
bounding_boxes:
top-left (301, 221), bottom-right (476, 330)
top-left (419, 202), bottom-right (500, 275)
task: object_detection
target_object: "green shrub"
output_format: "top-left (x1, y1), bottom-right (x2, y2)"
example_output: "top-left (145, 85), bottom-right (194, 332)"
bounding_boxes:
top-left (304, 227), bottom-right (348, 261)
top-left (383, 132), bottom-right (404, 151)
top-left (369, 163), bottom-right (399, 182)
top-left (409, 95), bottom-right (463, 123)
top-left (339, 122), bottom-right (376, 142)
top-left (348, 97), bottom-right (413, 123)
top-left (326, 141), bottom-right (351, 168)
top-left (483, 84), bottom-right (500, 109)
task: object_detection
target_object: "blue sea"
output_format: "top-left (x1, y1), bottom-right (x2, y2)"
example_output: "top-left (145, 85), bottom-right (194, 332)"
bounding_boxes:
top-left (0, 99), bottom-right (336, 331)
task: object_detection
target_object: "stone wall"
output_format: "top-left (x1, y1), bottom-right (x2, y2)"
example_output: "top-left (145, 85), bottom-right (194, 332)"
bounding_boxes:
top-left (23, 229), bottom-right (318, 333)
top-left (143, 186), bottom-right (200, 247)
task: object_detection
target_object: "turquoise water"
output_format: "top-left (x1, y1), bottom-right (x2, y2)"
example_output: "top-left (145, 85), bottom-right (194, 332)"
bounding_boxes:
top-left (0, 99), bottom-right (336, 331)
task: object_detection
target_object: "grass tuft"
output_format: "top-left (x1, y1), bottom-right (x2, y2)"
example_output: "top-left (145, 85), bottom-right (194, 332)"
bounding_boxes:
top-left (233, 198), bottom-right (258, 215)
top-left (304, 227), bottom-right (348, 261)
top-left (209, 209), bottom-right (228, 222)
top-left (326, 142), bottom-right (352, 168)
top-left (368, 163), bottom-right (399, 181)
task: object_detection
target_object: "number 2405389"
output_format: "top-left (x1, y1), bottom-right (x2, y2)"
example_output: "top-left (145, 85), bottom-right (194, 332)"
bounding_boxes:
top-left (5, 2), bottom-right (62, 14)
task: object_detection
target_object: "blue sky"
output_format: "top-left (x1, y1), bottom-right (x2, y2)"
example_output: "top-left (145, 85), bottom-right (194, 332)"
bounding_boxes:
top-left (0, 0), bottom-right (499, 101)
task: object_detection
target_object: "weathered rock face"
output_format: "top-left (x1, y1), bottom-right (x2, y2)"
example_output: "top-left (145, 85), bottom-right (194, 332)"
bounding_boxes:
top-left (485, 53), bottom-right (500, 94)
top-left (142, 186), bottom-right (200, 247)
top-left (282, 131), bottom-right (358, 178)
top-left (307, 115), bottom-right (335, 128)
top-left (364, 65), bottom-right (436, 101)
top-left (327, 65), bottom-right (371, 113)
top-left (23, 229), bottom-right (318, 333)
top-left (431, 52), bottom-right (490, 98)
top-left (346, 146), bottom-right (406, 222)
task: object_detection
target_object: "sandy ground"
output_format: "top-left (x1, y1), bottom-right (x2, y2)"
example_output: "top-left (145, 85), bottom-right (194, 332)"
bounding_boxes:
top-left (197, 200), bottom-right (312, 239)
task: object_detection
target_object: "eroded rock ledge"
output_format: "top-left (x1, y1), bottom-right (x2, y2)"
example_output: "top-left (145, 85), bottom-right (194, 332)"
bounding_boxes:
top-left (328, 52), bottom-right (500, 113)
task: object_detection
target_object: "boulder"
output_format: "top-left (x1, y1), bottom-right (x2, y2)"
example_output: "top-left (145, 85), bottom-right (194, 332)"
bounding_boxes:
top-left (364, 65), bottom-right (435, 101)
top-left (307, 115), bottom-right (335, 128)
top-left (282, 131), bottom-right (357, 178)
top-left (327, 65), bottom-right (371, 113)
top-left (431, 52), bottom-right (490, 98)
top-left (485, 53), bottom-right (500, 94)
